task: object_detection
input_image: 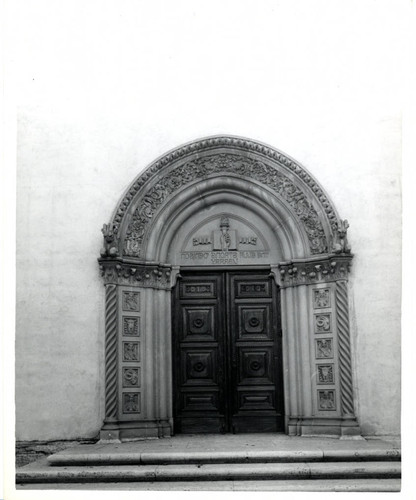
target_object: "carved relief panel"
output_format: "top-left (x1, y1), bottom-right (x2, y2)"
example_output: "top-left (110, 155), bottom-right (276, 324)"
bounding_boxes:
top-left (179, 214), bottom-right (271, 266)
top-left (310, 284), bottom-right (340, 415)
top-left (118, 286), bottom-right (142, 419)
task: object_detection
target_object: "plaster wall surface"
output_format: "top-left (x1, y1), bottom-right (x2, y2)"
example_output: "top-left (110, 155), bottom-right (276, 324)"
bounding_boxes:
top-left (13, 1), bottom-right (403, 440)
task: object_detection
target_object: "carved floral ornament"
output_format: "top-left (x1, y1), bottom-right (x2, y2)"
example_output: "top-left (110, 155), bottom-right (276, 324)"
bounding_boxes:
top-left (99, 260), bottom-right (171, 289)
top-left (99, 136), bottom-right (352, 261)
top-left (277, 255), bottom-right (353, 288)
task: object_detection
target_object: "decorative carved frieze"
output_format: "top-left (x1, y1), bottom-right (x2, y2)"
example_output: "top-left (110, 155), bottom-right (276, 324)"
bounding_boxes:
top-left (122, 153), bottom-right (328, 257)
top-left (98, 259), bottom-right (172, 289)
top-left (108, 137), bottom-right (339, 252)
top-left (278, 255), bottom-right (352, 288)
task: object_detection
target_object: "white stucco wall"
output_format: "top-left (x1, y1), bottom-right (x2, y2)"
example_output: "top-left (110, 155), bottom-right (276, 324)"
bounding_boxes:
top-left (12, 0), bottom-right (404, 440)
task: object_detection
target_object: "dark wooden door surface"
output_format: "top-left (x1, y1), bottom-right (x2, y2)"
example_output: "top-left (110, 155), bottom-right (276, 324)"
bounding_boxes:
top-left (172, 270), bottom-right (284, 434)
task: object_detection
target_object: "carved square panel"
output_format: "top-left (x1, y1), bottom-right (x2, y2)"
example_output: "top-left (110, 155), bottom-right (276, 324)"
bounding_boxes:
top-left (122, 367), bottom-right (141, 387)
top-left (315, 339), bottom-right (333, 359)
top-left (314, 313), bottom-right (332, 333)
top-left (239, 349), bottom-right (272, 383)
top-left (122, 291), bottom-right (140, 311)
top-left (241, 307), bottom-right (267, 334)
top-left (122, 341), bottom-right (140, 362)
top-left (122, 393), bottom-right (141, 413)
top-left (313, 288), bottom-right (331, 309)
top-left (123, 316), bottom-right (140, 336)
top-left (317, 390), bottom-right (336, 411)
top-left (316, 364), bottom-right (335, 385)
top-left (182, 350), bottom-right (217, 384)
top-left (183, 307), bottom-right (214, 339)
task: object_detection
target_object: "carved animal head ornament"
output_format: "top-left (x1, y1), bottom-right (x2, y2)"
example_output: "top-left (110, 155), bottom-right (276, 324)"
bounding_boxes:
top-left (100, 223), bottom-right (119, 257)
top-left (332, 219), bottom-right (351, 254)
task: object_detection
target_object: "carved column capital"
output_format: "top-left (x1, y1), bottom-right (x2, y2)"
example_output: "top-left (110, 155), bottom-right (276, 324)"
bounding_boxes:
top-left (278, 254), bottom-right (353, 288)
top-left (98, 258), bottom-right (172, 289)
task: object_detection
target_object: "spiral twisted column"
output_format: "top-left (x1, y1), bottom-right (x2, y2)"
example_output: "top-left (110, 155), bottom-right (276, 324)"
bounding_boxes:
top-left (336, 280), bottom-right (355, 416)
top-left (104, 284), bottom-right (118, 420)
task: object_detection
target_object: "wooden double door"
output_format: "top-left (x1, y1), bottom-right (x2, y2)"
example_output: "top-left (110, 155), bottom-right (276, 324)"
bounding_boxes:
top-left (172, 270), bottom-right (284, 434)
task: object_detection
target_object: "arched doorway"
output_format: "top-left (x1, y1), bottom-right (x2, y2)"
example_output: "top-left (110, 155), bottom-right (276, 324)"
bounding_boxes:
top-left (98, 136), bottom-right (360, 440)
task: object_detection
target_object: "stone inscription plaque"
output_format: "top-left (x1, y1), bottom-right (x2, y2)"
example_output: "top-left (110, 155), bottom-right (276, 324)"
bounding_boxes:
top-left (180, 215), bottom-right (270, 266)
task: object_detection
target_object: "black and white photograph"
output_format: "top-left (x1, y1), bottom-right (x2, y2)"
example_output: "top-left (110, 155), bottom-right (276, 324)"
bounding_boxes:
top-left (2, 0), bottom-right (414, 498)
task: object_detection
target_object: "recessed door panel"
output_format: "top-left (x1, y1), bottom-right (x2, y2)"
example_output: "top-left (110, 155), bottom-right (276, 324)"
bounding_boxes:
top-left (173, 271), bottom-right (284, 434)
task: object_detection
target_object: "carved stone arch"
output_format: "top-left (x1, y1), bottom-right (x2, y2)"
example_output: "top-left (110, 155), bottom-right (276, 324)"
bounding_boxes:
top-left (98, 135), bottom-right (360, 441)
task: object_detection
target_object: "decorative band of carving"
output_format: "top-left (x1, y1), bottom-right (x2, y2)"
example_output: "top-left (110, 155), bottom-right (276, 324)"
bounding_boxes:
top-left (99, 259), bottom-right (172, 289)
top-left (105, 284), bottom-right (118, 418)
top-left (112, 137), bottom-right (338, 236)
top-left (278, 255), bottom-right (352, 288)
top-left (336, 281), bottom-right (355, 416)
top-left (122, 153), bottom-right (328, 258)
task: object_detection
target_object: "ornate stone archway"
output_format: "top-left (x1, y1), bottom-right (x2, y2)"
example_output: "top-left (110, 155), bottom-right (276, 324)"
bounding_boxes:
top-left (98, 135), bottom-right (360, 440)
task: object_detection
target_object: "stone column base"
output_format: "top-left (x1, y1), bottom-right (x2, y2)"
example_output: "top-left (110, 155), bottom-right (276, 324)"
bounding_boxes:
top-left (288, 416), bottom-right (362, 438)
top-left (100, 419), bottom-right (173, 442)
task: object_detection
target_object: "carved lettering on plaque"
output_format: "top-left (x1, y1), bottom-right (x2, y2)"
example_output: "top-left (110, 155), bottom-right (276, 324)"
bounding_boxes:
top-left (193, 236), bottom-right (211, 246)
top-left (180, 215), bottom-right (269, 266)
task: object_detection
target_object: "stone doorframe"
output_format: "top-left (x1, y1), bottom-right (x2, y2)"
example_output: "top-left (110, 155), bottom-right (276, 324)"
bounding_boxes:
top-left (98, 135), bottom-right (361, 441)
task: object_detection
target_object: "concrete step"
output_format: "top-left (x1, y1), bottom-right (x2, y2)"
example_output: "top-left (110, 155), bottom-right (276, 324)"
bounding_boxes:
top-left (17, 478), bottom-right (402, 492)
top-left (16, 460), bottom-right (401, 484)
top-left (47, 448), bottom-right (401, 466)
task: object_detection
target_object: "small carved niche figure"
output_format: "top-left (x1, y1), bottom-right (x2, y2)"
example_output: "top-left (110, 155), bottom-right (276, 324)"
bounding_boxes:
top-left (332, 219), bottom-right (351, 254)
top-left (100, 223), bottom-right (118, 257)
top-left (219, 216), bottom-right (232, 251)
